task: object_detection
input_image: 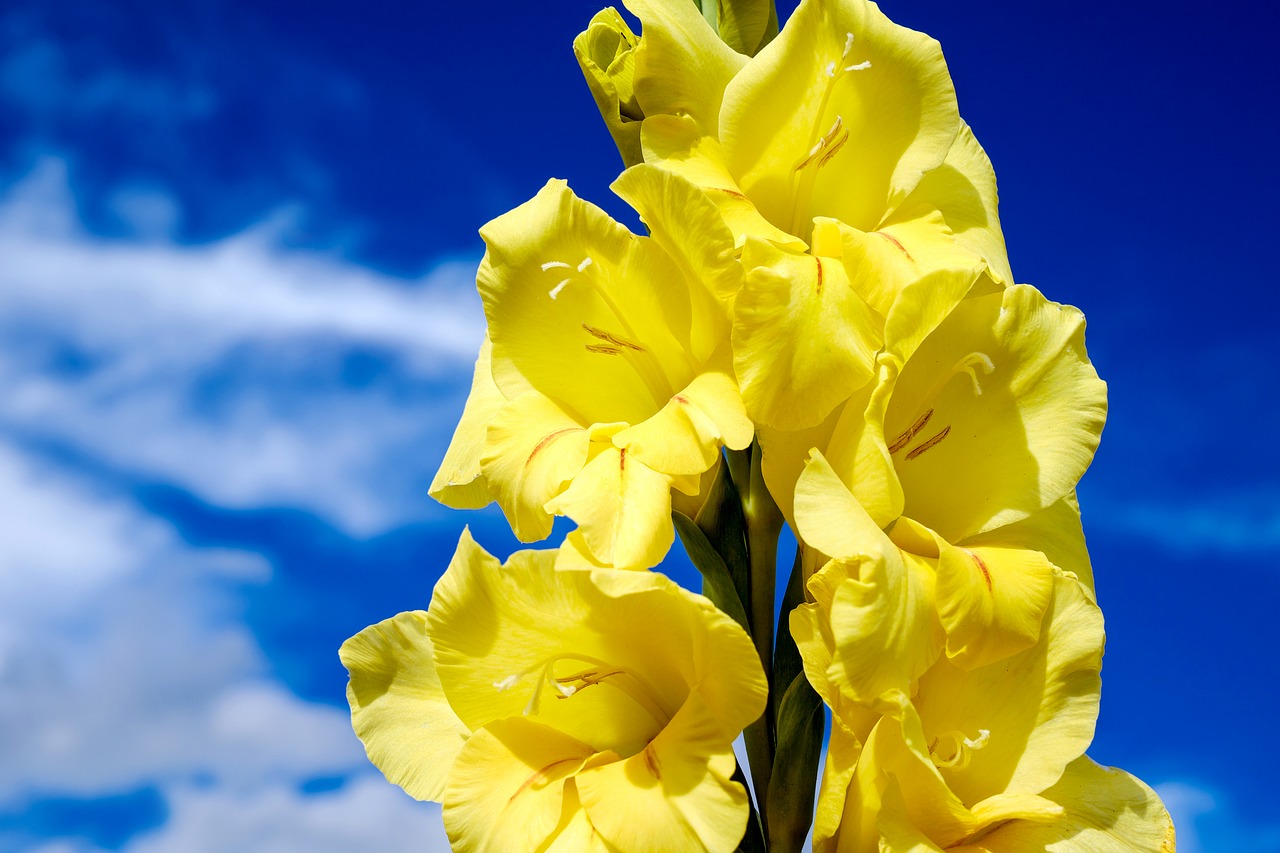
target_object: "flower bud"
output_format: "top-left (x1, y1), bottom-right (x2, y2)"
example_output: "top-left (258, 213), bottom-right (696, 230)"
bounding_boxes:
top-left (574, 8), bottom-right (644, 167)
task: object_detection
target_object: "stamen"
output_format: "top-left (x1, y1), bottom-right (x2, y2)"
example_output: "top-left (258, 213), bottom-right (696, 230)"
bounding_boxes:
top-left (586, 343), bottom-right (622, 355)
top-left (497, 652), bottom-right (673, 727)
top-left (889, 409), bottom-right (933, 454)
top-left (825, 61), bottom-right (837, 78)
top-left (843, 32), bottom-right (855, 56)
top-left (845, 59), bottom-right (872, 72)
top-left (582, 323), bottom-right (645, 351)
top-left (794, 116), bottom-right (846, 171)
top-left (548, 278), bottom-right (571, 300)
top-left (818, 128), bottom-right (850, 167)
top-left (541, 261), bottom-right (572, 271)
top-left (904, 425), bottom-right (951, 460)
top-left (577, 256), bottom-right (593, 272)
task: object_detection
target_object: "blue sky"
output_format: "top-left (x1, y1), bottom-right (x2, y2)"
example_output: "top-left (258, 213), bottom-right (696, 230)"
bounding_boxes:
top-left (1, 0), bottom-right (1276, 850)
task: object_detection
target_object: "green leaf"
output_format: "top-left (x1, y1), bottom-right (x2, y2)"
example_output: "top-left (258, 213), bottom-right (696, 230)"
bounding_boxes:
top-left (765, 672), bottom-right (825, 853)
top-left (674, 511), bottom-right (750, 632)
top-left (731, 759), bottom-right (768, 853)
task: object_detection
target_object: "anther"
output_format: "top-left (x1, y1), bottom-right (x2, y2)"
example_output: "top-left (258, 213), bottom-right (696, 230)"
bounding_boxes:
top-left (794, 116), bottom-right (847, 171)
top-left (541, 261), bottom-right (571, 271)
top-left (905, 425), bottom-right (951, 460)
top-left (577, 256), bottom-right (593, 272)
top-left (548, 279), bottom-right (571, 299)
top-left (889, 409), bottom-right (933, 454)
top-left (582, 323), bottom-right (645, 351)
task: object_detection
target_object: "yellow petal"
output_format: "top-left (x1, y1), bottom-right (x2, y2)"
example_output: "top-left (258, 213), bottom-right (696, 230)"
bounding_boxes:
top-left (626, 0), bottom-right (748, 138)
top-left (876, 778), bottom-right (947, 852)
top-left (757, 400), bottom-right (844, 529)
top-left (340, 611), bottom-right (471, 802)
top-left (954, 756), bottom-right (1175, 852)
top-left (810, 711), bottom-right (867, 851)
top-left (577, 691), bottom-right (750, 853)
top-left (430, 538), bottom-right (764, 751)
top-left (720, 0), bottom-right (958, 238)
top-left (542, 781), bottom-right (615, 853)
top-left (794, 452), bottom-right (940, 706)
top-left (442, 716), bottom-right (595, 853)
top-left (869, 702), bottom-right (1063, 848)
top-left (824, 359), bottom-right (904, 529)
top-left (935, 542), bottom-right (1056, 668)
top-left (793, 448), bottom-right (886, 560)
top-left (839, 217), bottom-right (981, 325)
top-left (961, 492), bottom-right (1095, 600)
top-left (733, 234), bottom-right (881, 430)
top-left (914, 574), bottom-right (1103, 807)
top-left (884, 284), bottom-right (1107, 542)
top-left (613, 358), bottom-right (754, 477)
top-left (574, 8), bottom-right (645, 167)
top-left (480, 392), bottom-right (590, 542)
top-left (479, 178), bottom-right (696, 427)
top-left (544, 443), bottom-right (675, 570)
top-left (428, 337), bottom-right (503, 510)
top-left (892, 121), bottom-right (1013, 287)
top-left (640, 113), bottom-right (804, 250)
top-left (612, 162), bottom-right (742, 311)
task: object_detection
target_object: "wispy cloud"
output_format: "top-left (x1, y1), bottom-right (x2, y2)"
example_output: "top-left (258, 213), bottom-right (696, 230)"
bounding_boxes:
top-left (0, 158), bottom-right (471, 848)
top-left (0, 160), bottom-right (484, 534)
top-left (1154, 779), bottom-right (1280, 853)
top-left (1087, 487), bottom-right (1280, 556)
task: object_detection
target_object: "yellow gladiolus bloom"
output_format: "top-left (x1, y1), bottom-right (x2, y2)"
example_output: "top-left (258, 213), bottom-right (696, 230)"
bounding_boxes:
top-left (341, 530), bottom-right (768, 853)
top-left (808, 573), bottom-right (1173, 852)
top-left (429, 169), bottom-right (753, 569)
top-left (793, 284), bottom-right (1106, 668)
top-left (616, 0), bottom-right (1011, 429)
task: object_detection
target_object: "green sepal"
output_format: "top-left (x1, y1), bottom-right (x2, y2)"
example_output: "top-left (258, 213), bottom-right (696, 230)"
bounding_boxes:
top-left (695, 452), bottom-right (752, 620)
top-left (695, 0), bottom-right (778, 57)
top-left (765, 672), bottom-right (825, 853)
top-left (674, 510), bottom-right (750, 633)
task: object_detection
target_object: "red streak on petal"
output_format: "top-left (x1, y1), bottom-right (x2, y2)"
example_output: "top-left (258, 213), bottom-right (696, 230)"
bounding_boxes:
top-left (970, 551), bottom-right (993, 592)
top-left (526, 427), bottom-right (581, 467)
top-left (509, 757), bottom-right (581, 803)
top-left (875, 231), bottom-right (915, 262)
top-left (641, 744), bottom-right (662, 780)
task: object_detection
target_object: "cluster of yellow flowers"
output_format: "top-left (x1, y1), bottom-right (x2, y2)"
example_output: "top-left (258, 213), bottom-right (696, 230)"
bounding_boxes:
top-left (341, 0), bottom-right (1176, 850)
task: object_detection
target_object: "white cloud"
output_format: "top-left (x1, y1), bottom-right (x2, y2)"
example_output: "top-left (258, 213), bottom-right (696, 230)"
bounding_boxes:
top-left (0, 159), bottom-right (485, 534)
top-left (1152, 779), bottom-right (1280, 853)
top-left (1089, 488), bottom-right (1280, 556)
top-left (0, 437), bottom-right (450, 845)
top-left (126, 776), bottom-right (450, 853)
